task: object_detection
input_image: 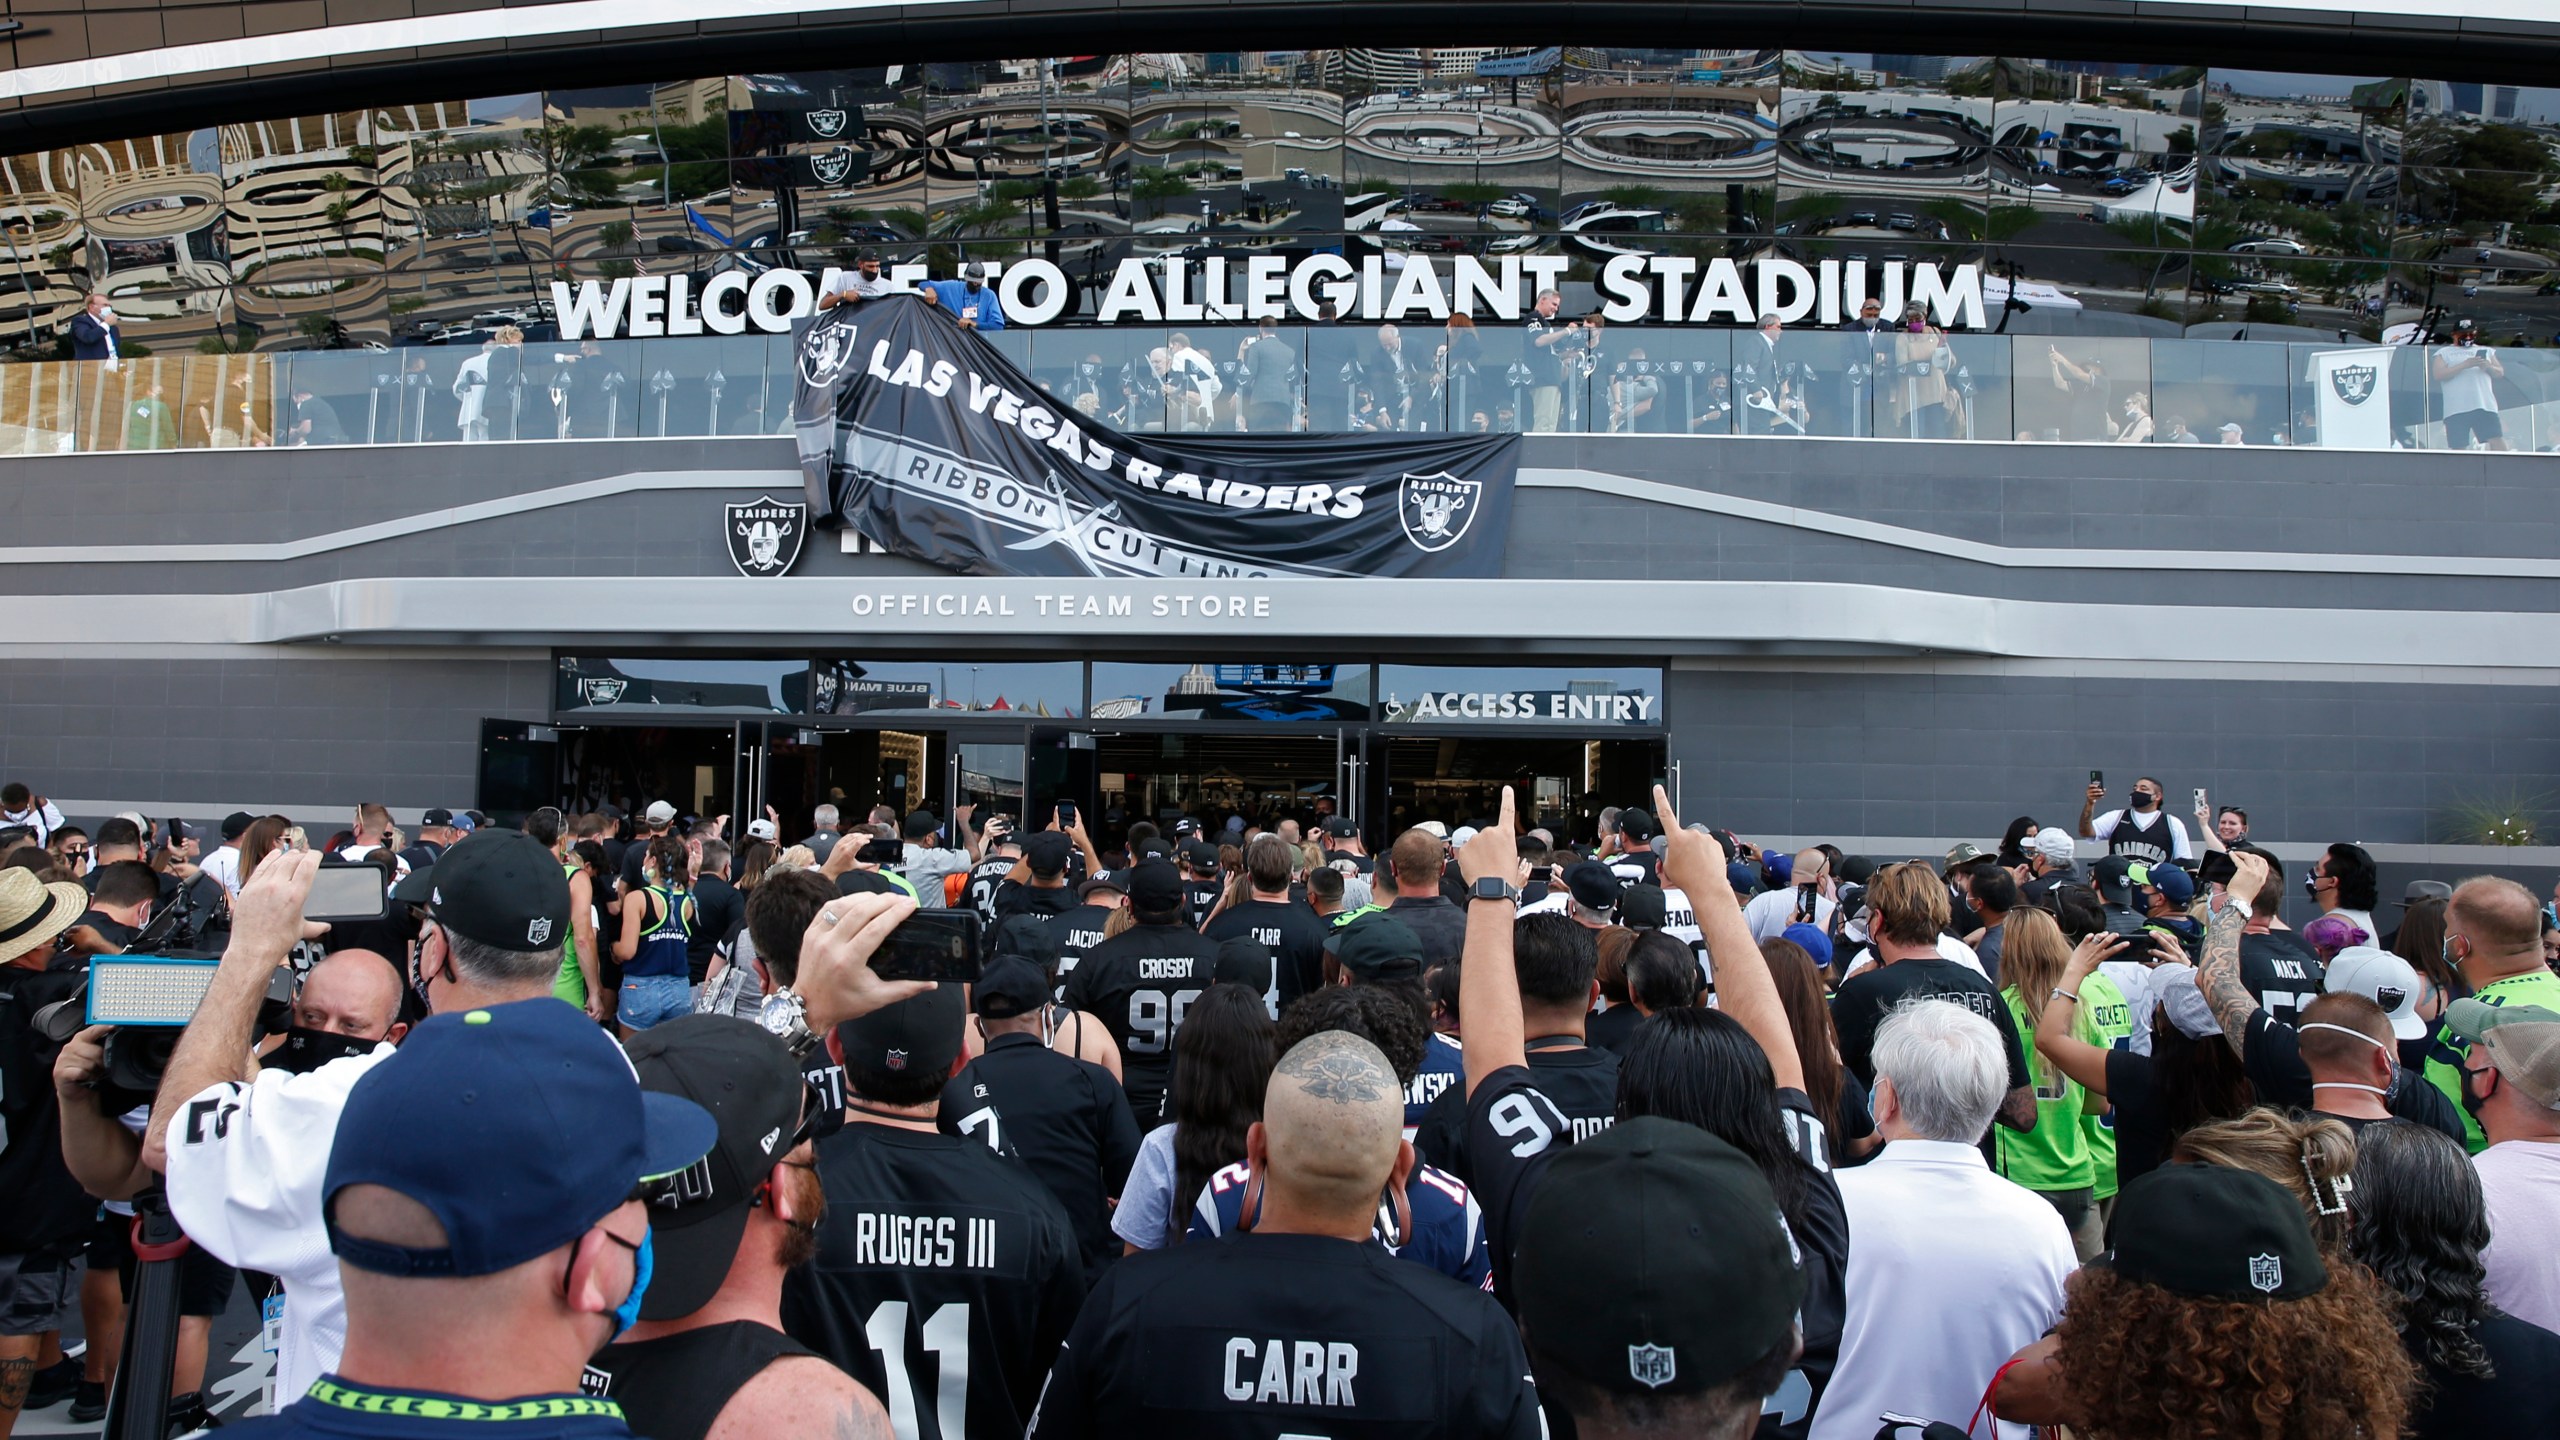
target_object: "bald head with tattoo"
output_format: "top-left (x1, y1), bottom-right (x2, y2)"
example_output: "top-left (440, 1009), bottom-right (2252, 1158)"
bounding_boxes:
top-left (1245, 1032), bottom-right (1417, 1241)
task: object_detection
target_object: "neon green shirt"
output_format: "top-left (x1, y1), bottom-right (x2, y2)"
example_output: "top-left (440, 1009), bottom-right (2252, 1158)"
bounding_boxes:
top-left (2076, 971), bottom-right (2134, 1200)
top-left (552, 858), bottom-right (588, 1006)
top-left (2426, 968), bottom-right (2560, 1153)
top-left (1997, 986), bottom-right (2095, 1193)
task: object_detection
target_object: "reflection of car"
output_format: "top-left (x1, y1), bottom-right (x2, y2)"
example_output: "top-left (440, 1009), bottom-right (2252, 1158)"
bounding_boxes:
top-left (1846, 210), bottom-right (1879, 227)
top-left (2098, 175), bottom-right (2141, 195)
top-left (1885, 212), bottom-right (1918, 231)
top-left (654, 235), bottom-right (713, 253)
top-left (1486, 232), bottom-right (1544, 254)
top-left (1488, 198), bottom-right (1532, 218)
top-left (2227, 237), bottom-right (2307, 256)
top-left (105, 195), bottom-right (210, 218)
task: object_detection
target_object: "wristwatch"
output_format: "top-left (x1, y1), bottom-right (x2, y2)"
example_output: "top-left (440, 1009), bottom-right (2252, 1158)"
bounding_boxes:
top-left (759, 989), bottom-right (820, 1059)
top-left (1470, 875), bottom-right (1522, 906)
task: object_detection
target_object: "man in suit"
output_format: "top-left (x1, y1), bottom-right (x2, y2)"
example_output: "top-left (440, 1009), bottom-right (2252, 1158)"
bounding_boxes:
top-left (68, 292), bottom-right (120, 364)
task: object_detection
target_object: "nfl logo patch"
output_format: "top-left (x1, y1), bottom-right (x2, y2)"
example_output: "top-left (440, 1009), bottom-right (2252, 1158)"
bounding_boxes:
top-left (885, 1046), bottom-right (909, 1072)
top-left (1627, 1343), bottom-right (1677, 1390)
top-left (2248, 1253), bottom-right (2283, 1294)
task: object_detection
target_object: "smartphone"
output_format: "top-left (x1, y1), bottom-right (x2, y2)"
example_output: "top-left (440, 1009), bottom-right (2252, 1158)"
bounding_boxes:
top-left (307, 861), bottom-right (391, 923)
top-left (2192, 788), bottom-right (2208, 814)
top-left (1055, 800), bottom-right (1077, 825)
top-left (2196, 850), bottom-right (2238, 887)
top-left (2090, 770), bottom-right (2103, 786)
top-left (870, 909), bottom-right (982, 984)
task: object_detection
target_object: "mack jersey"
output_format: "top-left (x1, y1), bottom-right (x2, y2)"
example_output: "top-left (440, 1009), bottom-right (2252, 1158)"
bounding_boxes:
top-left (1187, 1159), bottom-right (1492, 1290)
top-left (781, 1122), bottom-right (1085, 1440)
top-left (1024, 1232), bottom-right (1542, 1440)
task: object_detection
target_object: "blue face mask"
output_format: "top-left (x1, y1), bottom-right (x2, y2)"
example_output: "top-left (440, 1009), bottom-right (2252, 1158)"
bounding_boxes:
top-left (610, 1229), bottom-right (653, 1340)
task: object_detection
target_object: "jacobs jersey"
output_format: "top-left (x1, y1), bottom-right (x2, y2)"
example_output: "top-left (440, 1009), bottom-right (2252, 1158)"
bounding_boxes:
top-left (1188, 1160), bottom-right (1493, 1291)
top-left (1061, 923), bottom-right (1221, 1115)
top-left (1465, 1064), bottom-right (1847, 1440)
top-left (780, 1122), bottom-right (1086, 1440)
top-left (1411, 1041), bottom-right (1618, 1187)
top-left (1024, 1231), bottom-right (1543, 1440)
top-left (1046, 903), bottom-right (1117, 986)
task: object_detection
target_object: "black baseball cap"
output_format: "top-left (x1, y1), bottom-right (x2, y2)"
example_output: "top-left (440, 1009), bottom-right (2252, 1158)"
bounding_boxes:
top-left (1078, 869), bottom-right (1127, 899)
top-left (835, 983), bottom-right (966, 1094)
top-left (1180, 838), bottom-right (1222, 871)
top-left (1212, 936), bottom-right (1278, 989)
top-left (1023, 831), bottom-right (1071, 873)
top-left (1513, 1118), bottom-right (1803, 1396)
top-left (1128, 859), bottom-right (1183, 912)
top-left (2103, 1163), bottom-right (2327, 1301)
top-left (988, 912), bottom-right (1061, 969)
top-left (1564, 861), bottom-right (1621, 913)
top-left (623, 1016), bottom-right (809, 1321)
top-left (1321, 816), bottom-right (1359, 839)
top-left (426, 829), bottom-right (573, 953)
top-left (973, 955), bottom-right (1053, 1019)
top-left (902, 809), bottom-right (942, 841)
top-left (391, 863), bottom-right (437, 908)
top-left (421, 808), bottom-right (455, 827)
top-left (1330, 913), bottom-right (1424, 982)
top-left (1171, 817), bottom-right (1203, 838)
top-left (1617, 884), bottom-right (1669, 931)
top-left (2091, 854), bottom-right (2138, 907)
top-left (220, 811), bottom-right (255, 842)
top-left (1618, 808), bottom-right (1657, 842)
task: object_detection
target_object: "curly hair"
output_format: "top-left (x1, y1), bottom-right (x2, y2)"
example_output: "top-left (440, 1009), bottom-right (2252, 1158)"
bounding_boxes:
top-left (2056, 1264), bottom-right (2415, 1440)
top-left (2348, 1120), bottom-right (2499, 1381)
top-left (2171, 1109), bottom-right (2358, 1252)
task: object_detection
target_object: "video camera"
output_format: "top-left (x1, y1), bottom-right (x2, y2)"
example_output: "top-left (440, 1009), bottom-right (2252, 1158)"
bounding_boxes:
top-left (34, 953), bottom-right (295, 1115)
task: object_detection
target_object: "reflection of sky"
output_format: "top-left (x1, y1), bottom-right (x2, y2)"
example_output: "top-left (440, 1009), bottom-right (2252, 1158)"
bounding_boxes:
top-left (830, 660), bottom-right (1080, 712)
top-left (468, 94), bottom-right (545, 126)
top-left (187, 130), bottom-right (220, 177)
top-left (2212, 71), bottom-right (2383, 101)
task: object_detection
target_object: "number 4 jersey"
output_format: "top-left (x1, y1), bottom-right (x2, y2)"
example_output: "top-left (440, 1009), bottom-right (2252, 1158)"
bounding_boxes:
top-left (781, 1121), bottom-right (1086, 1440)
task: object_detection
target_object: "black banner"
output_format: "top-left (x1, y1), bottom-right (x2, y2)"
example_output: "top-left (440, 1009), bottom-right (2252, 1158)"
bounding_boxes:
top-left (793, 295), bottom-right (1518, 579)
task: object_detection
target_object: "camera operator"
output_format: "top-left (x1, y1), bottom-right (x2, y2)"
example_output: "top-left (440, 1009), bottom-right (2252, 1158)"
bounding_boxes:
top-left (0, 867), bottom-right (94, 1439)
top-left (63, 859), bottom-right (160, 958)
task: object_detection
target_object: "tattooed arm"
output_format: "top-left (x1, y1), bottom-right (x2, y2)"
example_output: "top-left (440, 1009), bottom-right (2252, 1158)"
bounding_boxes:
top-left (2199, 850), bottom-right (2271, 1058)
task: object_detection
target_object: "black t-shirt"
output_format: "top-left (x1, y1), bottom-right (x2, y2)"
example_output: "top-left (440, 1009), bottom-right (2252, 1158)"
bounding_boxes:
top-left (1326, 849), bottom-right (1374, 877)
top-left (0, 966), bottom-right (94, 1253)
top-left (73, 909), bottom-right (138, 950)
top-left (780, 1121), bottom-right (1085, 1440)
top-left (1386, 896), bottom-right (1468, 969)
top-left (1584, 1003), bottom-right (1642, 1056)
top-left (1607, 850), bottom-right (1660, 888)
top-left (1412, 1041), bottom-right (1618, 1188)
top-left (940, 1034), bottom-right (1143, 1277)
top-left (993, 883), bottom-right (1078, 925)
top-left (966, 858), bottom-right (1019, 925)
top-left (1463, 1064), bottom-right (1847, 1439)
top-left (1830, 957), bottom-right (2030, 1094)
top-left (1023, 1231), bottom-right (1544, 1440)
top-left (686, 876), bottom-right (745, 986)
top-left (617, 841), bottom-right (654, 896)
top-left (1182, 878), bottom-right (1223, 930)
top-left (1061, 923), bottom-right (1221, 1117)
top-left (2102, 1049), bottom-right (2170, 1188)
top-left (2238, 931), bottom-right (2327, 1026)
top-left (1047, 904), bottom-right (1118, 985)
top-left (2238, 1010), bottom-right (2467, 1144)
top-left (585, 1320), bottom-right (815, 1440)
top-left (2409, 1311), bottom-right (2560, 1440)
top-left (1203, 899), bottom-right (1330, 1008)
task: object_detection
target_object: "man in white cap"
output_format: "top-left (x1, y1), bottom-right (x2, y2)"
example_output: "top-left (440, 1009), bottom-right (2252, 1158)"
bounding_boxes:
top-left (2021, 826), bottom-right (2082, 906)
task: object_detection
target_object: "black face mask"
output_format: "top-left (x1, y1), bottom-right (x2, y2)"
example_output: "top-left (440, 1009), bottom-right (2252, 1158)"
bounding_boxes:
top-left (2130, 791), bottom-right (2157, 810)
top-left (2458, 1063), bottom-right (2491, 1120)
top-left (267, 1025), bottom-right (384, 1075)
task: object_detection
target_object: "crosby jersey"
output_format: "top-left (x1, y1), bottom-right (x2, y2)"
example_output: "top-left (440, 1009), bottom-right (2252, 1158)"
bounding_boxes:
top-left (781, 1123), bottom-right (1085, 1440)
top-left (1188, 1160), bottom-right (1493, 1291)
top-left (1024, 1231), bottom-right (1543, 1440)
top-left (1465, 1064), bottom-right (1847, 1440)
top-left (1061, 924), bottom-right (1222, 1119)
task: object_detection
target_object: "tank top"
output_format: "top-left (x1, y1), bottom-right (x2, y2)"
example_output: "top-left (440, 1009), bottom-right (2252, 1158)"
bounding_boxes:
top-left (628, 884), bottom-right (695, 979)
top-left (583, 1321), bottom-right (815, 1440)
top-left (553, 859), bottom-right (588, 1006)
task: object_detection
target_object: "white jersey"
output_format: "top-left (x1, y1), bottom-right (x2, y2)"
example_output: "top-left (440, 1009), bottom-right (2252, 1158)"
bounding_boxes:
top-left (199, 845), bottom-right (244, 899)
top-left (163, 1044), bottom-right (395, 1404)
top-left (1745, 886), bottom-right (1836, 942)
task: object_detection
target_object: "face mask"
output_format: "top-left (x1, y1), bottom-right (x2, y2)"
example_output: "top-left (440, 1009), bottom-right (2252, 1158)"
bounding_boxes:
top-left (267, 1025), bottom-right (382, 1075)
top-left (2306, 873), bottom-right (2325, 898)
top-left (2458, 1064), bottom-right (2491, 1119)
top-left (965, 281), bottom-right (982, 294)
top-left (2130, 791), bottom-right (2155, 810)
top-left (610, 1229), bottom-right (654, 1340)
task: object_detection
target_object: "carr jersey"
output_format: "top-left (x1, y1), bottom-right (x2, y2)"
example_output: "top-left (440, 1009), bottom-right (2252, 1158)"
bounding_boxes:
top-left (1465, 1064), bottom-right (1847, 1440)
top-left (780, 1122), bottom-right (1086, 1440)
top-left (1187, 1160), bottom-right (1493, 1291)
top-left (1411, 1042), bottom-right (1618, 1187)
top-left (1023, 1231), bottom-right (1543, 1440)
top-left (1060, 924), bottom-right (1222, 1112)
top-left (1203, 900), bottom-right (1330, 1011)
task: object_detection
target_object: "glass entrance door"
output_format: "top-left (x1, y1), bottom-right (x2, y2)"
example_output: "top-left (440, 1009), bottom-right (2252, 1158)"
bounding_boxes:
top-left (1376, 735), bottom-right (1667, 840)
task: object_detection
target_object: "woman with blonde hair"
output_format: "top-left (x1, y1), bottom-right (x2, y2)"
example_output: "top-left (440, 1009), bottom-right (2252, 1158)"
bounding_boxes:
top-left (2172, 1107), bottom-right (2359, 1253)
top-left (1999, 909), bottom-right (2124, 1253)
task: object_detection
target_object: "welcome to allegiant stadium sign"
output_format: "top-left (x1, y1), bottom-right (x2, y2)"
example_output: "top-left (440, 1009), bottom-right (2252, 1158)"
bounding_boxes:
top-left (549, 254), bottom-right (1989, 338)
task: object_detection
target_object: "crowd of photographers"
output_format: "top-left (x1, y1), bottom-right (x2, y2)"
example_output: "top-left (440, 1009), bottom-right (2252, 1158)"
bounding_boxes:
top-left (0, 774), bottom-right (2557, 1440)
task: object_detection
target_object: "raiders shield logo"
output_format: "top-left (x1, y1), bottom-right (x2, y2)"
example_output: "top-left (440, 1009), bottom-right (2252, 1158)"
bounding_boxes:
top-left (811, 146), bottom-right (858, 187)
top-left (808, 108), bottom-right (850, 139)
top-left (727, 496), bottom-right (809, 578)
top-left (581, 677), bottom-right (628, 705)
top-left (2330, 363), bottom-right (2378, 405)
top-left (799, 319), bottom-right (861, 388)
top-left (2248, 1253), bottom-right (2284, 1293)
top-left (1398, 471), bottom-right (1482, 553)
top-left (1627, 1343), bottom-right (1677, 1390)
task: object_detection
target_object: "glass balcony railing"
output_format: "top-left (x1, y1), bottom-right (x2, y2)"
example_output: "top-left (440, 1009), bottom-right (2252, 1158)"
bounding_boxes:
top-left (5, 331), bottom-right (2548, 454)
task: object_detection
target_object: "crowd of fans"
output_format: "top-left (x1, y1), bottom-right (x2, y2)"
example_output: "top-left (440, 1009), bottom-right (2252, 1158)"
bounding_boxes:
top-left (0, 772), bottom-right (2556, 1440)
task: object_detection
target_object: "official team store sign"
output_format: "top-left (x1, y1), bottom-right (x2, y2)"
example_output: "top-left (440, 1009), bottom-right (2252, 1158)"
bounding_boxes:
top-left (555, 254), bottom-right (1991, 338)
top-left (795, 294), bottom-right (1520, 580)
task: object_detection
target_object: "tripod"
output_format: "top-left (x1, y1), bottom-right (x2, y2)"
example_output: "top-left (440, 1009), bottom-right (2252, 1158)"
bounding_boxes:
top-left (100, 1187), bottom-right (190, 1440)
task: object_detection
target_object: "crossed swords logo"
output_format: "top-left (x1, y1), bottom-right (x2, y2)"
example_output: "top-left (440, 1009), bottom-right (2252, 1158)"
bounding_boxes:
top-left (1001, 473), bottom-right (1122, 575)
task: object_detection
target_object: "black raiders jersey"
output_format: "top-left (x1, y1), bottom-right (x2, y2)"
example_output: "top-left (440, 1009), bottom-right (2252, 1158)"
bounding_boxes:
top-left (1183, 878), bottom-right (1223, 930)
top-left (780, 1122), bottom-right (1086, 1440)
top-left (1464, 1065), bottom-right (1847, 1440)
top-left (1061, 923), bottom-right (1221, 1113)
top-left (1024, 1231), bottom-right (1543, 1440)
top-left (1410, 1041), bottom-right (1618, 1188)
top-left (965, 858), bottom-right (1017, 925)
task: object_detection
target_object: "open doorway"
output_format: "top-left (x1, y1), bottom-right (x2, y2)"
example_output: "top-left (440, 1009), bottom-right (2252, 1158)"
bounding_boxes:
top-left (1377, 735), bottom-right (1665, 839)
top-left (1092, 731), bottom-right (1342, 834)
top-left (556, 726), bottom-right (737, 819)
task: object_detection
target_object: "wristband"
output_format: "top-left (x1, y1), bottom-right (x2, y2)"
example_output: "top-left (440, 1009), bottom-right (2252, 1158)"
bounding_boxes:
top-left (2051, 988), bottom-right (2080, 1005)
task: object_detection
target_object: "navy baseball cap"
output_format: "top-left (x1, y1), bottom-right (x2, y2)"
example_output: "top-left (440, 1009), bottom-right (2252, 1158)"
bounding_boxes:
top-left (324, 1000), bottom-right (716, 1278)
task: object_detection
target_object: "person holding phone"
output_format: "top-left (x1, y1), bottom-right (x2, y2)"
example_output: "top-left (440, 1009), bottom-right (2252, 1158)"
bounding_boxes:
top-left (1745, 848), bottom-right (1834, 942)
top-left (2080, 775), bottom-right (2192, 866)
